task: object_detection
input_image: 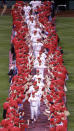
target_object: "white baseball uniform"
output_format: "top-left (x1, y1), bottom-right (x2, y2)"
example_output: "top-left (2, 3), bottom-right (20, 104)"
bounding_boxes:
top-left (28, 95), bottom-right (39, 120)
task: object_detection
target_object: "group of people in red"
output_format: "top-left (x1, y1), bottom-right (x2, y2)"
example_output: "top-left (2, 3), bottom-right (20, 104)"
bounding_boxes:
top-left (0, 0), bottom-right (70, 131)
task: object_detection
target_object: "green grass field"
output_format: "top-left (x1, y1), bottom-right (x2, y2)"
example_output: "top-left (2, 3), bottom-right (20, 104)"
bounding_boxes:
top-left (0, 16), bottom-right (12, 121)
top-left (0, 16), bottom-right (74, 130)
top-left (56, 17), bottom-right (74, 131)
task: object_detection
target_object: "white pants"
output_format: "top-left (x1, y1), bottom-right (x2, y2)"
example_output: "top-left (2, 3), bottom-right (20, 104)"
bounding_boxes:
top-left (34, 51), bottom-right (39, 58)
top-left (39, 68), bottom-right (44, 73)
top-left (30, 106), bottom-right (38, 120)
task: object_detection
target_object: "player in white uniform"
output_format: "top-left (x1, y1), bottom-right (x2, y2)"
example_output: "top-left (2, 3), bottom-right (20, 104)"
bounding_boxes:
top-left (28, 92), bottom-right (39, 122)
top-left (30, 0), bottom-right (41, 11)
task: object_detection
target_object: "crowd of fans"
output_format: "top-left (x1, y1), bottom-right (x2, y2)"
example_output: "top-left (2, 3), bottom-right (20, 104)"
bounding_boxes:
top-left (0, 1), bottom-right (70, 131)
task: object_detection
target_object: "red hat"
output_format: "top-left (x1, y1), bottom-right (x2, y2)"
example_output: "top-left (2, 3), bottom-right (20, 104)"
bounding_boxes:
top-left (30, 17), bottom-right (34, 21)
top-left (34, 30), bottom-right (37, 34)
top-left (50, 84), bottom-right (54, 90)
top-left (50, 117), bottom-right (55, 124)
top-left (3, 102), bottom-right (9, 110)
top-left (33, 81), bottom-right (37, 86)
top-left (35, 86), bottom-right (39, 90)
top-left (38, 78), bottom-right (41, 80)
top-left (37, 57), bottom-right (40, 60)
top-left (19, 94), bottom-right (25, 99)
top-left (37, 38), bottom-right (42, 42)
top-left (19, 119), bottom-right (24, 123)
top-left (42, 87), bottom-right (45, 91)
top-left (36, 69), bottom-right (39, 73)
top-left (16, 98), bottom-right (22, 104)
top-left (32, 92), bottom-right (35, 96)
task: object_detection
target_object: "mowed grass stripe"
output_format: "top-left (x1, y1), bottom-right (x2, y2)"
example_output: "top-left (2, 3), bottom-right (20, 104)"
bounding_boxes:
top-left (0, 16), bottom-right (12, 121)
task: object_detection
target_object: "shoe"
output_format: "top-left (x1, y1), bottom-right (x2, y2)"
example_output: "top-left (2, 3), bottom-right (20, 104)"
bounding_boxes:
top-left (32, 121), bottom-right (34, 124)
top-left (31, 119), bottom-right (34, 123)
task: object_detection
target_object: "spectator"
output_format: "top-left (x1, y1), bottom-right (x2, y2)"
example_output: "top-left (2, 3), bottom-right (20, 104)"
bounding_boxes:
top-left (3, 109), bottom-right (7, 119)
top-left (8, 65), bottom-right (18, 83)
top-left (51, 0), bottom-right (55, 18)
top-left (11, 44), bottom-right (16, 61)
top-left (1, 0), bottom-right (7, 16)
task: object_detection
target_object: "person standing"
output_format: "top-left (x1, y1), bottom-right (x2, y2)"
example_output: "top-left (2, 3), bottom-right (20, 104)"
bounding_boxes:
top-left (1, 0), bottom-right (7, 16)
top-left (28, 92), bottom-right (39, 123)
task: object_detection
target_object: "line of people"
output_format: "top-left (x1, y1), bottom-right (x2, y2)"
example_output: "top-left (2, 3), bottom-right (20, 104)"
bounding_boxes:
top-left (0, 1), bottom-right (70, 131)
top-left (35, 1), bottom-right (70, 131)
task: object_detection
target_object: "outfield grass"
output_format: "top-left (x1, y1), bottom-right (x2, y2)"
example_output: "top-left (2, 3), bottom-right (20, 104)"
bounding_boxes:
top-left (56, 17), bottom-right (74, 131)
top-left (0, 16), bottom-right (74, 130)
top-left (0, 16), bottom-right (12, 121)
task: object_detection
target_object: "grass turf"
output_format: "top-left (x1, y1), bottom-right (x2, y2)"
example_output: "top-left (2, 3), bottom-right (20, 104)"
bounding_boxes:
top-left (0, 16), bottom-right (74, 130)
top-left (56, 17), bottom-right (74, 131)
top-left (0, 16), bottom-right (12, 121)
